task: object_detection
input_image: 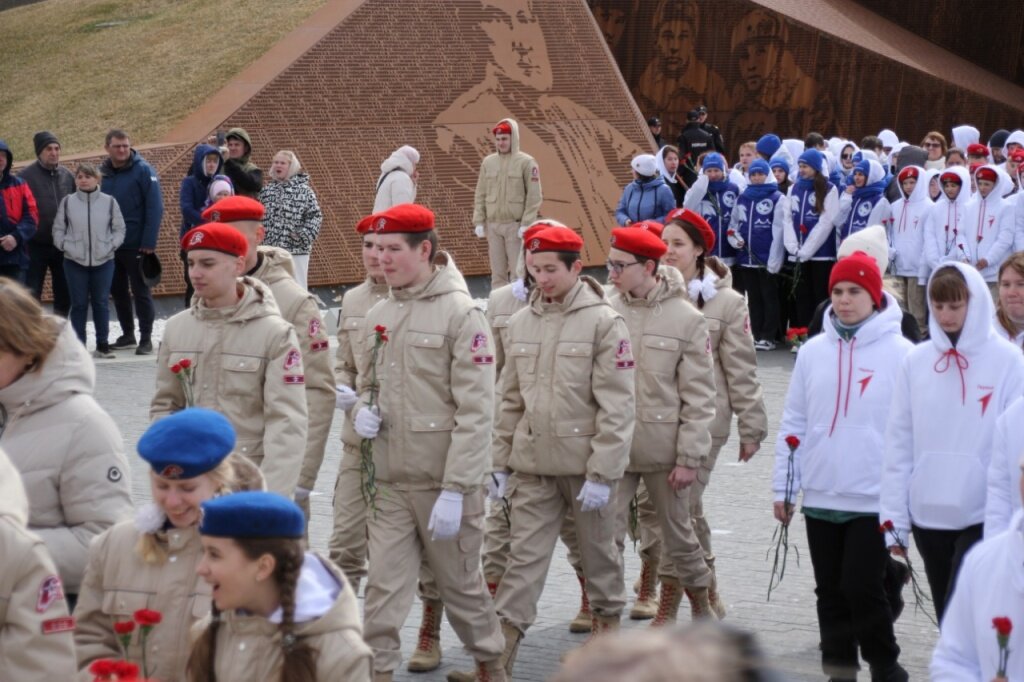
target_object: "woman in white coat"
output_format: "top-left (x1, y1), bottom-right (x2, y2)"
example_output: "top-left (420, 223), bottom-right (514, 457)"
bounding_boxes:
top-left (372, 146), bottom-right (419, 213)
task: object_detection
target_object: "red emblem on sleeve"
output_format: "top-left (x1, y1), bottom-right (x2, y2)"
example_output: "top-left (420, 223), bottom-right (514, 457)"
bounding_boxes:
top-left (308, 318), bottom-right (322, 338)
top-left (310, 340), bottom-right (329, 352)
top-left (615, 339), bottom-right (634, 369)
top-left (284, 375), bottom-right (305, 384)
top-left (36, 576), bottom-right (64, 613)
top-left (471, 332), bottom-right (488, 353)
top-left (283, 348), bottom-right (302, 370)
top-left (41, 617), bottom-right (76, 634)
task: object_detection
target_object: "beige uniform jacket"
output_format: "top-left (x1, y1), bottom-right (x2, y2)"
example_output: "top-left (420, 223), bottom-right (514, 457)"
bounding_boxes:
top-left (251, 246), bottom-right (334, 490)
top-left (485, 281), bottom-right (528, 378)
top-left (335, 277), bottom-right (389, 450)
top-left (0, 447), bottom-right (77, 681)
top-left (690, 259), bottom-right (768, 444)
top-left (355, 253), bottom-right (496, 493)
top-left (204, 555), bottom-right (371, 681)
top-left (494, 277), bottom-right (636, 483)
top-left (74, 522), bottom-right (211, 682)
top-left (151, 277), bottom-right (308, 495)
top-left (607, 267), bottom-right (717, 471)
top-left (472, 118), bottom-right (542, 226)
top-left (0, 321), bottom-right (132, 593)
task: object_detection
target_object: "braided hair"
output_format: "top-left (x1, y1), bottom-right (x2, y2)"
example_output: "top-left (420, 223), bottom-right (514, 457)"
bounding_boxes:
top-left (667, 218), bottom-right (709, 309)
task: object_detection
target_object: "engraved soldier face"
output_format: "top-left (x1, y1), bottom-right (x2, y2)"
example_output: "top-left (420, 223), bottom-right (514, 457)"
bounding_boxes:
top-left (592, 4), bottom-right (628, 49)
top-left (481, 0), bottom-right (552, 91)
top-left (657, 19), bottom-right (696, 76)
top-left (736, 39), bottom-right (780, 92)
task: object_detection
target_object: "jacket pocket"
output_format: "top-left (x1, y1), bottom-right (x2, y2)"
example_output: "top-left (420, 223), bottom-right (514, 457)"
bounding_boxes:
top-left (506, 171), bottom-right (526, 215)
top-left (102, 589), bottom-right (153, 616)
top-left (638, 406), bottom-right (676, 426)
top-left (556, 341), bottom-right (593, 386)
top-left (509, 342), bottom-right (540, 380)
top-left (485, 169), bottom-right (500, 206)
top-left (556, 418), bottom-right (597, 438)
top-left (221, 353), bottom-right (262, 400)
top-left (407, 331), bottom-right (448, 377)
top-left (641, 335), bottom-right (679, 374)
top-left (910, 450), bottom-right (986, 526)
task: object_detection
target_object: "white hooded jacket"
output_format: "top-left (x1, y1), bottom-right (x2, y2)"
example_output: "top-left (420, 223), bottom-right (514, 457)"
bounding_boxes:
top-left (964, 164), bottom-right (1015, 281)
top-left (880, 262), bottom-right (1024, 541)
top-left (372, 146), bottom-right (418, 213)
top-left (889, 167), bottom-right (938, 277)
top-left (923, 165), bottom-right (973, 274)
top-left (984, 396), bottom-right (1024, 537)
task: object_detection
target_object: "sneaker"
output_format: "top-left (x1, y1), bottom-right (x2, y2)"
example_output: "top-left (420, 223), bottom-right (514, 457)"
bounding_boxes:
top-left (110, 335), bottom-right (137, 350)
top-left (93, 345), bottom-right (115, 360)
top-left (135, 338), bottom-right (154, 355)
top-left (790, 344), bottom-right (799, 354)
top-left (754, 340), bottom-right (776, 351)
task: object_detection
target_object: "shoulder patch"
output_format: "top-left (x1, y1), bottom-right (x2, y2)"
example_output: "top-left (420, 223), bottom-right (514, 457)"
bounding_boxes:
top-left (531, 165), bottom-right (540, 182)
top-left (310, 340), bottom-right (329, 352)
top-left (37, 575), bottom-right (65, 613)
top-left (284, 375), bottom-right (305, 384)
top-left (283, 348), bottom-right (302, 370)
top-left (308, 318), bottom-right (322, 338)
top-left (471, 332), bottom-right (488, 353)
top-left (42, 617), bottom-right (76, 635)
top-left (743, 315), bottom-right (751, 335)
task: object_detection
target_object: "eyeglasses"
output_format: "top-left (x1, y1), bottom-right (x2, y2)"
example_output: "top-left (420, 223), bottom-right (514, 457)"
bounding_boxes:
top-left (924, 142), bottom-right (942, 149)
top-left (841, 154), bottom-right (852, 160)
top-left (606, 260), bottom-right (641, 274)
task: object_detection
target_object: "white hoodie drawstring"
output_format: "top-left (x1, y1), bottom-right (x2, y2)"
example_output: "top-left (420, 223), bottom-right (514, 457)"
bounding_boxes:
top-left (828, 337), bottom-right (857, 437)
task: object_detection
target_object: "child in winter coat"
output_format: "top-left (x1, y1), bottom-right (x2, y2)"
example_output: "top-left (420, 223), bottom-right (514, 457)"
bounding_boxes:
top-left (616, 154), bottom-right (676, 226)
top-left (922, 167), bottom-right (973, 277)
top-left (727, 159), bottom-right (789, 349)
top-left (889, 166), bottom-right (938, 334)
top-left (52, 163), bottom-right (125, 357)
top-left (880, 263), bottom-right (1024, 622)
top-left (682, 152), bottom-right (741, 267)
top-left (207, 175), bottom-right (234, 206)
top-left (837, 159), bottom-right (891, 243)
top-left (964, 165), bottom-right (1015, 297)
top-left (774, 252), bottom-right (913, 682)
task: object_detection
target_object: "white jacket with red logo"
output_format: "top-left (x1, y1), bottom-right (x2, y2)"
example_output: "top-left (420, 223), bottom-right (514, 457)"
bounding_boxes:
top-left (963, 165), bottom-right (1015, 282)
top-left (773, 292), bottom-right (912, 512)
top-left (881, 262), bottom-right (1024, 541)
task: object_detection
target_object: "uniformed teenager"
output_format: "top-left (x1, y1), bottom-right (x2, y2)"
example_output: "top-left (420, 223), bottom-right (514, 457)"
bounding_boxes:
top-left (202, 197), bottom-right (334, 519)
top-left (75, 408), bottom-right (262, 682)
top-left (0, 446), bottom-right (77, 681)
top-left (150, 223), bottom-right (308, 496)
top-left (605, 226), bottom-right (719, 625)
top-left (351, 203), bottom-right (506, 681)
top-left (486, 226), bottom-right (636, 676)
top-left (188, 491), bottom-right (372, 682)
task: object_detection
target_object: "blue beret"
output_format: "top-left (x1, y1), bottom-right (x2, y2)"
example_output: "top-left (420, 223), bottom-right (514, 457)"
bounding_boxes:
top-left (200, 491), bottom-right (304, 538)
top-left (138, 408), bottom-right (236, 479)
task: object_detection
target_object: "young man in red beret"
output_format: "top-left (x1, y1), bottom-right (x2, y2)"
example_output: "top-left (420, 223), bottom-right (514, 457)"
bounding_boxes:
top-left (473, 118), bottom-right (542, 288)
top-left (350, 203), bottom-right (506, 680)
top-left (605, 226), bottom-right (718, 623)
top-left (150, 223), bottom-right (307, 496)
top-left (483, 225), bottom-right (636, 675)
top-left (201, 196), bottom-right (334, 522)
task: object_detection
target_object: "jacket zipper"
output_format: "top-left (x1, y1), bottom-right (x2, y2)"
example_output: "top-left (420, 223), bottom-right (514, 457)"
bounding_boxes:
top-left (87, 193), bottom-right (93, 267)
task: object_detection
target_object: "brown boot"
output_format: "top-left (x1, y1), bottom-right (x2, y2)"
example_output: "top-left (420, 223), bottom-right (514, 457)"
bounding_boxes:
top-left (407, 598), bottom-right (443, 672)
top-left (446, 622), bottom-right (521, 681)
top-left (584, 613), bottom-right (621, 645)
top-left (685, 587), bottom-right (719, 621)
top-left (475, 658), bottom-right (508, 682)
top-left (708, 573), bottom-right (727, 619)
top-left (484, 573), bottom-right (501, 599)
top-left (568, 572), bottom-right (592, 633)
top-left (629, 560), bottom-right (659, 620)
top-left (650, 577), bottom-right (682, 627)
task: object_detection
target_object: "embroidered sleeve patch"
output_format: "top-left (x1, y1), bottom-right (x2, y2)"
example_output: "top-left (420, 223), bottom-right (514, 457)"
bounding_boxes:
top-left (37, 575), bottom-right (64, 613)
top-left (310, 340), bottom-right (329, 352)
top-left (283, 348), bottom-right (302, 370)
top-left (42, 617), bottom-right (76, 634)
top-left (284, 375), bottom-right (305, 384)
top-left (308, 318), bottom-right (322, 338)
top-left (743, 315), bottom-right (751, 335)
top-left (471, 332), bottom-right (488, 353)
top-left (616, 360), bottom-right (636, 369)
top-left (530, 166), bottom-right (540, 182)
top-left (473, 355), bottom-right (495, 365)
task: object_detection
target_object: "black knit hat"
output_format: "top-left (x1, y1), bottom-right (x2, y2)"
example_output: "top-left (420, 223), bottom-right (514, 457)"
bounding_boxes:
top-left (33, 131), bottom-right (60, 157)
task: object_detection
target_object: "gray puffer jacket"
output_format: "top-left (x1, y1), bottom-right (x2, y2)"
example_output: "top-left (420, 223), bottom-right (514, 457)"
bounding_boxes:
top-left (53, 189), bottom-right (126, 267)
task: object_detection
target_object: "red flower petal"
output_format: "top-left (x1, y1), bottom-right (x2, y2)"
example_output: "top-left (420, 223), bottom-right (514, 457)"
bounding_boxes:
top-left (133, 608), bottom-right (162, 626)
top-left (113, 620), bottom-right (136, 635)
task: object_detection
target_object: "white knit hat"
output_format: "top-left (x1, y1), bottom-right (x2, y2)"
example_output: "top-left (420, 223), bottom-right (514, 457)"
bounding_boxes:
top-left (397, 145), bottom-right (420, 165)
top-left (838, 225), bottom-right (888, 276)
top-left (631, 154), bottom-right (657, 177)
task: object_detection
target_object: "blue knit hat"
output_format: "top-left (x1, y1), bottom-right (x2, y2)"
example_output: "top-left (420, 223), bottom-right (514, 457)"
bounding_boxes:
top-left (748, 159), bottom-right (771, 177)
top-left (138, 408), bottom-right (236, 479)
top-left (768, 157), bottom-right (789, 172)
top-left (798, 149), bottom-right (826, 175)
top-left (756, 134), bottom-right (782, 158)
top-left (702, 152), bottom-right (726, 173)
top-left (200, 491), bottom-right (305, 539)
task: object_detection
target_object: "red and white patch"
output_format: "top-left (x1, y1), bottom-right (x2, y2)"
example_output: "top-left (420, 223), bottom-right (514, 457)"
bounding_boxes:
top-left (473, 355), bottom-right (495, 365)
top-left (743, 315), bottom-right (751, 335)
top-left (283, 348), bottom-right (302, 371)
top-left (530, 166), bottom-right (540, 182)
top-left (188, 231), bottom-right (205, 247)
top-left (209, 210), bottom-right (221, 222)
top-left (471, 332), bottom-right (488, 353)
top-left (858, 370), bottom-right (874, 397)
top-left (310, 340), bottom-right (329, 352)
top-left (284, 375), bottom-right (305, 384)
top-left (705, 334), bottom-right (712, 355)
top-left (308, 318), bottom-right (322, 338)
top-left (41, 617), bottom-right (75, 635)
top-left (615, 359), bottom-right (635, 369)
top-left (616, 339), bottom-right (631, 359)
top-left (36, 576), bottom-right (64, 613)
top-left (160, 464), bottom-right (184, 479)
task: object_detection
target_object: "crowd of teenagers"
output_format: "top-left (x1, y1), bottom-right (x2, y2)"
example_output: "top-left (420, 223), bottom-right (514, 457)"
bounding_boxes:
top-left (2, 115), bottom-right (1024, 682)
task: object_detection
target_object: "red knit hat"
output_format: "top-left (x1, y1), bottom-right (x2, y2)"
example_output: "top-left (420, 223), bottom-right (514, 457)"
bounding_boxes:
top-left (829, 251), bottom-right (883, 308)
top-left (373, 203), bottom-right (434, 233)
top-left (975, 167), bottom-right (998, 182)
top-left (356, 214), bottom-right (376, 234)
top-left (526, 227), bottom-right (583, 253)
top-left (201, 195), bottom-right (264, 223)
top-left (666, 208), bottom-right (715, 253)
top-left (966, 143), bottom-right (990, 157)
top-left (181, 223), bottom-right (249, 258)
top-left (610, 227), bottom-right (666, 260)
top-left (631, 220), bottom-right (664, 238)
top-left (897, 167), bottom-right (918, 182)
top-left (493, 121), bottom-right (512, 136)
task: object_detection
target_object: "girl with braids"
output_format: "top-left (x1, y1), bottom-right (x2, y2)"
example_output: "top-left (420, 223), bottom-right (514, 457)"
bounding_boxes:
top-left (75, 408), bottom-right (264, 682)
top-left (189, 491), bottom-right (371, 682)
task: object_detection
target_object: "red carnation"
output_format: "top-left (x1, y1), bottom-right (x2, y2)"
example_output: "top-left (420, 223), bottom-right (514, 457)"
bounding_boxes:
top-left (374, 325), bottom-right (387, 334)
top-left (727, 229), bottom-right (735, 236)
top-left (994, 616), bottom-right (1013, 637)
top-left (113, 661), bottom-right (140, 678)
top-left (89, 659), bottom-right (119, 677)
top-left (799, 224), bottom-right (808, 235)
top-left (882, 519), bottom-right (895, 531)
top-left (380, 334), bottom-right (388, 342)
top-left (170, 363), bottom-right (182, 374)
top-left (178, 358), bottom-right (192, 369)
top-left (113, 620), bottom-right (135, 635)
top-left (133, 609), bottom-right (162, 627)
top-left (785, 435), bottom-right (800, 449)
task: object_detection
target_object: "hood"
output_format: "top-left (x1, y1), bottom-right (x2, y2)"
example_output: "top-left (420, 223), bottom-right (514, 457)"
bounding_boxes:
top-left (897, 166), bottom-right (938, 203)
top-left (1004, 130), bottom-right (1024, 156)
top-left (0, 140), bottom-right (11, 182)
top-left (0, 321), bottom-right (94, 417)
top-left (823, 291), bottom-right (903, 347)
top-left (937, 165), bottom-right (972, 207)
top-left (878, 129), bottom-right (899, 149)
top-left (226, 128), bottom-right (253, 157)
top-left (858, 159), bottom-right (887, 186)
top-left (379, 149), bottom-right (415, 176)
top-left (926, 261), bottom-right (994, 354)
top-left (189, 143), bottom-right (223, 180)
top-left (192, 276), bottom-right (282, 323)
top-left (896, 145), bottom-right (927, 171)
top-left (769, 145), bottom-right (796, 177)
top-left (781, 139), bottom-right (804, 167)
top-left (614, 263), bottom-right (686, 307)
top-left (951, 125), bottom-right (980, 151)
top-left (392, 252), bottom-right (469, 301)
top-left (828, 138), bottom-right (856, 160)
top-left (528, 275), bottom-right (608, 314)
top-left (0, 447), bottom-right (29, 526)
top-left (268, 553), bottom-right (342, 625)
top-left (497, 118), bottom-right (521, 155)
top-left (654, 146), bottom-right (677, 183)
top-left (254, 246), bottom-right (297, 283)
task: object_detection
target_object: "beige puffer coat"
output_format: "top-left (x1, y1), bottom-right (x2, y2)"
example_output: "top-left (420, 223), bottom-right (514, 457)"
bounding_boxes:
top-left (151, 277), bottom-right (308, 495)
top-left (355, 253), bottom-right (495, 493)
top-left (472, 118), bottom-right (542, 226)
top-left (335, 277), bottom-right (389, 451)
top-left (607, 266), bottom-right (717, 471)
top-left (0, 321), bottom-right (132, 593)
top-left (494, 276), bottom-right (636, 483)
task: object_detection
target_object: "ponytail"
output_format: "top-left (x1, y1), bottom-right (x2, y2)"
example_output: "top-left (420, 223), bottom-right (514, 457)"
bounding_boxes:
top-left (812, 172), bottom-right (829, 215)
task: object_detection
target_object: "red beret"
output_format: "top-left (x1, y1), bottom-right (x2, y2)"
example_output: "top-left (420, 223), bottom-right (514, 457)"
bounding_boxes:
top-left (897, 167), bottom-right (918, 182)
top-left (201, 195), bottom-right (264, 223)
top-left (526, 226), bottom-right (583, 253)
top-left (829, 251), bottom-right (883, 308)
top-left (373, 203), bottom-right (435, 234)
top-left (975, 167), bottom-right (998, 182)
top-left (356, 214), bottom-right (376, 234)
top-left (940, 171), bottom-right (963, 184)
top-left (631, 220), bottom-right (664, 238)
top-left (181, 223), bottom-right (249, 258)
top-left (610, 227), bottom-right (667, 260)
top-left (522, 221), bottom-right (561, 245)
top-left (966, 143), bottom-right (990, 157)
top-left (1010, 150), bottom-right (1024, 163)
top-left (666, 208), bottom-right (715, 254)
top-left (493, 121), bottom-right (512, 136)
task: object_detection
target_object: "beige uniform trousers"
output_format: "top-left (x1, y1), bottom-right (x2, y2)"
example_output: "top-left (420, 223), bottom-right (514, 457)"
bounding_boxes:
top-left (495, 473), bottom-right (625, 633)
top-left (895, 276), bottom-right (928, 335)
top-left (328, 445), bottom-right (368, 581)
top-left (486, 221), bottom-right (521, 288)
top-left (362, 485), bottom-right (503, 672)
top-left (483, 492), bottom-right (580, 580)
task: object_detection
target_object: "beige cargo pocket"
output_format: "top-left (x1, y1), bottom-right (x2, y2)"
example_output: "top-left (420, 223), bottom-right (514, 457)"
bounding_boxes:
top-left (641, 335), bottom-right (679, 374)
top-left (556, 342), bottom-right (593, 386)
top-left (556, 419), bottom-right (597, 439)
top-left (221, 353), bottom-right (262, 400)
top-left (407, 331), bottom-right (448, 377)
top-left (508, 342), bottom-right (540, 381)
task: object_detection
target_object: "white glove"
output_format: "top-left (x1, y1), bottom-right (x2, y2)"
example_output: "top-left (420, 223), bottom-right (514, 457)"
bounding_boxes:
top-left (354, 406), bottom-right (381, 439)
top-left (334, 384), bottom-right (358, 411)
top-left (428, 490), bottom-right (463, 540)
top-left (294, 486), bottom-right (312, 501)
top-left (576, 480), bottom-right (611, 512)
top-left (487, 472), bottom-right (508, 501)
top-left (726, 230), bottom-right (745, 249)
top-left (517, 225), bottom-right (527, 238)
top-left (474, 224), bottom-right (485, 238)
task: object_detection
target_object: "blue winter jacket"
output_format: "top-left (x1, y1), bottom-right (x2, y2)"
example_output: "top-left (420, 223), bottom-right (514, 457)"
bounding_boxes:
top-left (0, 140), bottom-right (39, 268)
top-left (100, 150), bottom-right (164, 251)
top-left (178, 144), bottom-right (223, 238)
top-left (615, 176), bottom-right (676, 226)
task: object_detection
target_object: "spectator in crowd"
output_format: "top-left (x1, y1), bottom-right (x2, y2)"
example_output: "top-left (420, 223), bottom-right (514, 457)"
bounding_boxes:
top-left (0, 139), bottom-right (39, 283)
top-left (921, 131), bottom-right (948, 171)
top-left (617, 154), bottom-right (676, 226)
top-left (373, 145), bottom-right (420, 213)
top-left (178, 143), bottom-right (223, 307)
top-left (734, 141), bottom-right (756, 174)
top-left (989, 129), bottom-right (1010, 165)
top-left (222, 127), bottom-right (263, 198)
top-left (697, 105), bottom-right (725, 153)
top-left (965, 143), bottom-right (990, 165)
top-left (207, 175), bottom-right (234, 204)
top-left (18, 131), bottom-right (74, 315)
top-left (100, 129), bottom-right (163, 355)
top-left (944, 147), bottom-right (966, 168)
top-left (676, 110), bottom-right (713, 186)
top-left (837, 159), bottom-right (891, 243)
top-left (922, 167), bottom-right (972, 284)
top-left (52, 163), bottom-right (125, 358)
top-left (647, 116), bottom-right (665, 148)
top-left (682, 152), bottom-right (741, 274)
top-left (259, 150), bottom-right (323, 289)
top-left (654, 144), bottom-right (686, 206)
top-left (885, 144), bottom-right (927, 204)
top-left (0, 278), bottom-right (132, 611)
top-left (993, 253), bottom-right (1024, 350)
top-left (965, 165), bottom-right (1015, 299)
top-left (755, 134), bottom-right (782, 161)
